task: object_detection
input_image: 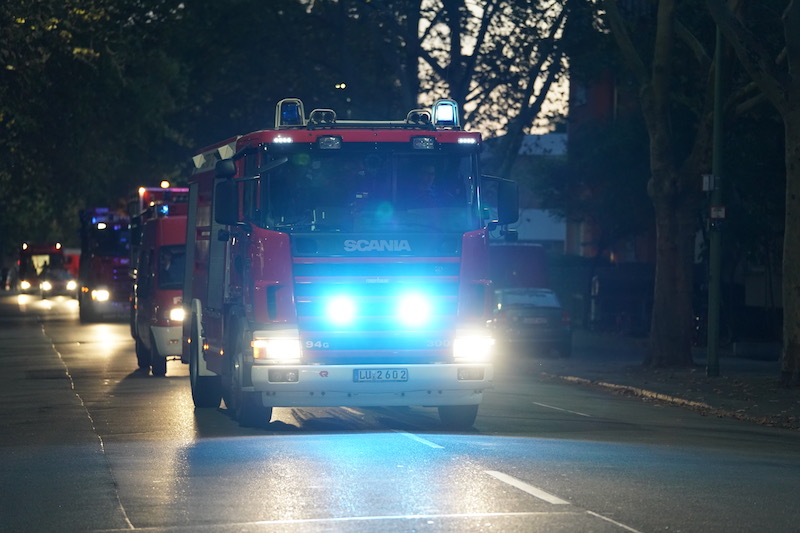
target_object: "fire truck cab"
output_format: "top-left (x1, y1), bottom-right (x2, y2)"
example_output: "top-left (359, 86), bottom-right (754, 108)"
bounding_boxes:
top-left (78, 208), bottom-right (131, 322)
top-left (129, 188), bottom-right (188, 376)
top-left (184, 98), bottom-right (518, 428)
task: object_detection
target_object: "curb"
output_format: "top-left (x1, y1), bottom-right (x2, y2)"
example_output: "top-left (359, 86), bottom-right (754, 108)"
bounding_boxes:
top-left (542, 372), bottom-right (800, 430)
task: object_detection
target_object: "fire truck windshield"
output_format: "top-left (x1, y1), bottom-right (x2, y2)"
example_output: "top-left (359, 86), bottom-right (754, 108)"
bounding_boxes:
top-left (90, 226), bottom-right (130, 256)
top-left (247, 149), bottom-right (479, 233)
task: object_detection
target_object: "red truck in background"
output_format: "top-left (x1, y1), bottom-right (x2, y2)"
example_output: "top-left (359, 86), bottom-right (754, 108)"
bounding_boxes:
top-left (15, 242), bottom-right (71, 295)
top-left (129, 187), bottom-right (188, 376)
top-left (183, 97), bottom-right (518, 428)
top-left (78, 208), bottom-right (131, 322)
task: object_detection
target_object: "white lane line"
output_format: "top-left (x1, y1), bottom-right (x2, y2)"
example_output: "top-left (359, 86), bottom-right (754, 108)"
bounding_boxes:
top-left (339, 407), bottom-right (364, 416)
top-left (586, 510), bottom-right (644, 533)
top-left (393, 430), bottom-right (445, 449)
top-left (532, 401), bottom-right (592, 417)
top-left (484, 470), bottom-right (570, 505)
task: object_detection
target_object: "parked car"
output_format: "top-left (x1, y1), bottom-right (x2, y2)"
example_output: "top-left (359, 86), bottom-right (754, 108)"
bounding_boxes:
top-left (489, 288), bottom-right (572, 357)
top-left (39, 267), bottom-right (78, 299)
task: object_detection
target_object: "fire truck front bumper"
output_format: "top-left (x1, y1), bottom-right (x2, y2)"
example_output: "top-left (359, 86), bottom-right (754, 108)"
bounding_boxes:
top-left (150, 325), bottom-right (182, 357)
top-left (249, 363), bottom-right (493, 408)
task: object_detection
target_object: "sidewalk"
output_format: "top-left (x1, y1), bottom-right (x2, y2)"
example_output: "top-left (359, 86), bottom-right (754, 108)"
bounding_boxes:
top-left (519, 329), bottom-right (800, 430)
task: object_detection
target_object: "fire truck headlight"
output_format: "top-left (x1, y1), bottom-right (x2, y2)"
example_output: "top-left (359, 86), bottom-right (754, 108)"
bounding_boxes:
top-left (453, 329), bottom-right (495, 362)
top-left (20, 280), bottom-right (31, 291)
top-left (168, 307), bottom-right (185, 322)
top-left (66, 280), bottom-right (77, 291)
top-left (326, 296), bottom-right (357, 326)
top-left (40, 281), bottom-right (52, 292)
top-left (397, 293), bottom-right (432, 327)
top-left (252, 334), bottom-right (303, 364)
top-left (92, 289), bottom-right (110, 302)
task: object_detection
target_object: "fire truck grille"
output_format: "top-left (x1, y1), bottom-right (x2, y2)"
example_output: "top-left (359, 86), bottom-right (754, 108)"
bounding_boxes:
top-left (293, 260), bottom-right (461, 362)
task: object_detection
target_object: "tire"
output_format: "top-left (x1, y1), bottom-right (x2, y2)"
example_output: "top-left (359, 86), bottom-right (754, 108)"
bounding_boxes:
top-left (150, 333), bottom-right (167, 376)
top-left (79, 296), bottom-right (94, 324)
top-left (225, 314), bottom-right (272, 428)
top-left (189, 317), bottom-right (221, 408)
top-left (438, 404), bottom-right (479, 429)
top-left (135, 336), bottom-right (151, 370)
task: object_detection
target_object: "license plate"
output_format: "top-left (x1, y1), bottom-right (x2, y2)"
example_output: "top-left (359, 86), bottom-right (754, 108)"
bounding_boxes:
top-left (353, 368), bottom-right (408, 382)
top-left (523, 317), bottom-right (548, 325)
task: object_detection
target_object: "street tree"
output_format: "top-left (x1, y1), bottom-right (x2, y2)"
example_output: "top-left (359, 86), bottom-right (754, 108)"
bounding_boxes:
top-left (601, 0), bottom-right (717, 366)
top-left (705, 0), bottom-right (800, 385)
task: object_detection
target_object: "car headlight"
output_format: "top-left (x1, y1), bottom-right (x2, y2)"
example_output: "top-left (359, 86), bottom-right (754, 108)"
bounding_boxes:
top-left (20, 280), bottom-right (31, 290)
top-left (40, 281), bottom-right (52, 291)
top-left (91, 289), bottom-right (110, 302)
top-left (252, 329), bottom-right (303, 364)
top-left (66, 280), bottom-right (77, 291)
top-left (453, 328), bottom-right (495, 362)
top-left (168, 307), bottom-right (185, 322)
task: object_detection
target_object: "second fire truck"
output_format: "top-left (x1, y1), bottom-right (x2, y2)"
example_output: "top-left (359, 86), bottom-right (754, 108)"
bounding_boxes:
top-left (184, 98), bottom-right (518, 428)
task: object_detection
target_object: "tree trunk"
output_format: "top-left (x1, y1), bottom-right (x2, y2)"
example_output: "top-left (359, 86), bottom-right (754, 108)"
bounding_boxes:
top-left (647, 185), bottom-right (696, 367)
top-left (781, 108), bottom-right (800, 385)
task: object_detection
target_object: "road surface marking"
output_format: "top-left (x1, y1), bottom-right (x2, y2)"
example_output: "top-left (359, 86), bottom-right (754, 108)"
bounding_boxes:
top-left (484, 470), bottom-right (570, 504)
top-left (339, 407), bottom-right (364, 416)
top-left (586, 510), bottom-right (644, 533)
top-left (393, 430), bottom-right (444, 448)
top-left (532, 401), bottom-right (591, 417)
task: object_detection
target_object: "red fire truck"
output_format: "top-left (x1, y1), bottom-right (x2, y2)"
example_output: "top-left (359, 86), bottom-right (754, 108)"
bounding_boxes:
top-left (183, 98), bottom-right (518, 428)
top-left (78, 208), bottom-right (131, 322)
top-left (15, 242), bottom-right (70, 295)
top-left (130, 189), bottom-right (188, 376)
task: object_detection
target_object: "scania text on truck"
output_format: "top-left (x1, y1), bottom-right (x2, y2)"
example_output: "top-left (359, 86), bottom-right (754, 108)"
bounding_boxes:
top-left (78, 208), bottom-right (131, 322)
top-left (183, 98), bottom-right (518, 428)
top-left (131, 199), bottom-right (188, 376)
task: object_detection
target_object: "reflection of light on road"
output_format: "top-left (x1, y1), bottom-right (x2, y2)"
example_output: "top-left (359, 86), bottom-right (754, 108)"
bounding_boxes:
top-left (16, 294), bottom-right (32, 311)
top-left (17, 294), bottom-right (80, 313)
top-left (85, 324), bottom-right (123, 357)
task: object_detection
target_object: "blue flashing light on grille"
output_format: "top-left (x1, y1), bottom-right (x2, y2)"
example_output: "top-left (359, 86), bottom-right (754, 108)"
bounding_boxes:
top-left (326, 296), bottom-right (357, 326)
top-left (397, 293), bottom-right (432, 327)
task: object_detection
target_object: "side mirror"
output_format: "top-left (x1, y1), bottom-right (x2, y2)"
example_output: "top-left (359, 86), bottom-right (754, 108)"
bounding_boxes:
top-left (214, 179), bottom-right (239, 225)
top-left (496, 178), bottom-right (519, 225)
top-left (216, 159), bottom-right (236, 180)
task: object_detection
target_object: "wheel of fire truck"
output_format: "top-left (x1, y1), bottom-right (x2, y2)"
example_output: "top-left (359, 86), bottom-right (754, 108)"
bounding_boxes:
top-left (78, 295), bottom-right (95, 324)
top-left (189, 316), bottom-right (222, 408)
top-left (224, 313), bottom-right (272, 428)
top-left (437, 404), bottom-right (479, 429)
top-left (134, 336), bottom-right (151, 371)
top-left (150, 333), bottom-right (167, 376)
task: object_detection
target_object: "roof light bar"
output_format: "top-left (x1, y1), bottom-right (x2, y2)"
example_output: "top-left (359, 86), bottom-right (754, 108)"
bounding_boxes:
top-left (276, 98), bottom-right (305, 128)
top-left (432, 99), bottom-right (460, 128)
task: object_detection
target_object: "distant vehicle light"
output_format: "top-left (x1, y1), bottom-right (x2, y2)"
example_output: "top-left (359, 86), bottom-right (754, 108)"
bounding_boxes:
top-left (40, 281), bottom-right (52, 292)
top-left (273, 136), bottom-right (293, 144)
top-left (92, 289), bottom-right (110, 302)
top-left (458, 137), bottom-right (477, 144)
top-left (20, 280), bottom-right (31, 290)
top-left (66, 280), bottom-right (77, 291)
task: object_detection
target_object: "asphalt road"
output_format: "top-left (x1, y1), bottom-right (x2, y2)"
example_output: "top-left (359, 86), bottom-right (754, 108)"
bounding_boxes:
top-left (2, 293), bottom-right (800, 532)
